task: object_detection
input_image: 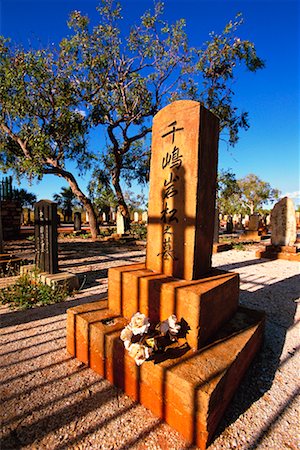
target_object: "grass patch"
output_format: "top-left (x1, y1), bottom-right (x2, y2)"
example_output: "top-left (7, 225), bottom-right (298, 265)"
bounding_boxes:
top-left (0, 274), bottom-right (69, 310)
top-left (232, 242), bottom-right (246, 251)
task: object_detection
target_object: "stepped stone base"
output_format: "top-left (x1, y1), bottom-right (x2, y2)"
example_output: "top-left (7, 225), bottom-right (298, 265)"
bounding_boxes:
top-left (20, 264), bottom-right (79, 291)
top-left (107, 263), bottom-right (239, 350)
top-left (256, 244), bottom-right (300, 262)
top-left (239, 230), bottom-right (261, 241)
top-left (212, 243), bottom-right (232, 253)
top-left (66, 302), bottom-right (265, 449)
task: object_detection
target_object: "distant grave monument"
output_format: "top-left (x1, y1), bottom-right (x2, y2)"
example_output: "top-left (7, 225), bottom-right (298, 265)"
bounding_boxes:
top-left (116, 210), bottom-right (125, 235)
top-left (142, 211), bottom-right (148, 223)
top-left (133, 211), bottom-right (139, 223)
top-left (239, 213), bottom-right (261, 241)
top-left (67, 101), bottom-right (264, 449)
top-left (213, 208), bottom-right (232, 253)
top-left (74, 212), bottom-right (82, 232)
top-left (34, 200), bottom-right (59, 274)
top-left (256, 197), bottom-right (299, 261)
top-left (21, 200), bottom-right (79, 290)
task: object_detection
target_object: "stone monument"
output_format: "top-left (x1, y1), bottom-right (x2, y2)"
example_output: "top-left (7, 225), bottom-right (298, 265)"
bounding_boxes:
top-left (256, 197), bottom-right (299, 261)
top-left (116, 210), bottom-right (125, 235)
top-left (66, 101), bottom-right (264, 449)
top-left (239, 213), bottom-right (261, 241)
top-left (34, 200), bottom-right (58, 274)
top-left (213, 208), bottom-right (232, 253)
top-left (21, 200), bottom-right (79, 290)
top-left (74, 212), bottom-right (82, 232)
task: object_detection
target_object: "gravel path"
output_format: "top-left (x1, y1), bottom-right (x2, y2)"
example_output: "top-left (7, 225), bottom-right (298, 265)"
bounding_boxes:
top-left (1, 240), bottom-right (299, 450)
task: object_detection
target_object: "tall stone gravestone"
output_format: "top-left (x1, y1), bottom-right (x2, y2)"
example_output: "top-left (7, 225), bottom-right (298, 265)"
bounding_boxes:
top-left (256, 197), bottom-right (299, 261)
top-left (34, 200), bottom-right (58, 274)
top-left (67, 101), bottom-right (265, 449)
top-left (147, 101), bottom-right (218, 279)
top-left (271, 197), bottom-right (296, 246)
top-left (74, 212), bottom-right (82, 232)
top-left (116, 210), bottom-right (125, 235)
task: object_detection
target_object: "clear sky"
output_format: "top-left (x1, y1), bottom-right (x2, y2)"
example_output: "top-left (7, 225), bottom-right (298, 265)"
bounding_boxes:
top-left (1, 0), bottom-right (299, 208)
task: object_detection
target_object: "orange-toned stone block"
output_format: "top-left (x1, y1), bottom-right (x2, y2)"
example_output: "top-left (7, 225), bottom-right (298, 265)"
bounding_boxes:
top-left (89, 317), bottom-right (128, 379)
top-left (108, 264), bottom-right (239, 349)
top-left (108, 263), bottom-right (145, 315)
top-left (66, 300), bottom-right (108, 355)
top-left (67, 300), bottom-right (264, 449)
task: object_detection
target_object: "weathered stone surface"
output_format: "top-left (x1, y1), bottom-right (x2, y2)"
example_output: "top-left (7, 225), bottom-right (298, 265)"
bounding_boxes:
top-left (146, 101), bottom-right (219, 280)
top-left (108, 263), bottom-right (239, 349)
top-left (248, 214), bottom-right (260, 231)
top-left (34, 199), bottom-right (59, 274)
top-left (271, 197), bottom-right (297, 246)
top-left (66, 304), bottom-right (265, 449)
top-left (116, 210), bottom-right (125, 235)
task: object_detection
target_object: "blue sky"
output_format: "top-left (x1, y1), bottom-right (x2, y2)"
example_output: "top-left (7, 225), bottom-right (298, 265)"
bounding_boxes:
top-left (1, 0), bottom-right (299, 208)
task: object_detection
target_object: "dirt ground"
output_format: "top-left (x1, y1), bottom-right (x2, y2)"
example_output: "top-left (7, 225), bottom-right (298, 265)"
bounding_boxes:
top-left (0, 238), bottom-right (299, 449)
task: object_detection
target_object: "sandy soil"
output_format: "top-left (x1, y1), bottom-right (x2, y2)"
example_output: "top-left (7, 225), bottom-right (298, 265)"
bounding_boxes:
top-left (0, 238), bottom-right (299, 450)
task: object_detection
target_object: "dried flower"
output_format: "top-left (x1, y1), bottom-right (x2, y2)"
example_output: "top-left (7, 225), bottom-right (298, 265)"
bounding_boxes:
top-left (120, 326), bottom-right (133, 350)
top-left (128, 342), bottom-right (153, 366)
top-left (128, 312), bottom-right (150, 335)
top-left (159, 314), bottom-right (181, 336)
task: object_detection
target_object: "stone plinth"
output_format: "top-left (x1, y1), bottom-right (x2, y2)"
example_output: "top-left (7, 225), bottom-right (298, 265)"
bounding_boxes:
top-left (67, 303), bottom-right (264, 449)
top-left (239, 230), bottom-right (261, 241)
top-left (255, 244), bottom-right (300, 262)
top-left (108, 263), bottom-right (239, 350)
top-left (20, 264), bottom-right (79, 292)
top-left (212, 242), bottom-right (232, 253)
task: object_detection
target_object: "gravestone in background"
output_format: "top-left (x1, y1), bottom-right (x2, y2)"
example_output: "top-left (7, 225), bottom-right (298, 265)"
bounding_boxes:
top-left (248, 214), bottom-right (260, 231)
top-left (256, 197), bottom-right (299, 261)
top-left (142, 211), bottom-right (148, 223)
top-left (271, 197), bottom-right (296, 246)
top-left (67, 101), bottom-right (265, 449)
top-left (116, 210), bottom-right (125, 235)
top-left (133, 211), bottom-right (139, 223)
top-left (74, 212), bottom-right (82, 232)
top-left (34, 200), bottom-right (58, 274)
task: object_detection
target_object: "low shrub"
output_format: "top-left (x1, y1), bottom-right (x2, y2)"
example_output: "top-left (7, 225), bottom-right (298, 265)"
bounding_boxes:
top-left (0, 274), bottom-right (69, 309)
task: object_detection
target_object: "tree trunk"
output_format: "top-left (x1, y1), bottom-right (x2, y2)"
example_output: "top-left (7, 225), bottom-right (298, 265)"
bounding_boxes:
top-left (111, 169), bottom-right (131, 232)
top-left (44, 167), bottom-right (99, 240)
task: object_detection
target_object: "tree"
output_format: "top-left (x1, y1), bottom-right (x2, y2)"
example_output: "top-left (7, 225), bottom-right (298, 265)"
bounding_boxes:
top-left (53, 186), bottom-right (79, 222)
top-left (1, 1), bottom-right (265, 231)
top-left (0, 37), bottom-right (99, 239)
top-left (88, 168), bottom-right (117, 218)
top-left (238, 174), bottom-right (280, 214)
top-left (60, 1), bottom-right (264, 229)
top-left (217, 169), bottom-right (242, 215)
top-left (12, 188), bottom-right (37, 208)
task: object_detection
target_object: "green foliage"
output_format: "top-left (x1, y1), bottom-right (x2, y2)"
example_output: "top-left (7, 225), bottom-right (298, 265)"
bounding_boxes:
top-left (88, 168), bottom-right (117, 214)
top-left (0, 1), bottom-right (265, 223)
top-left (238, 173), bottom-right (280, 214)
top-left (53, 186), bottom-right (79, 213)
top-left (217, 169), bottom-right (242, 215)
top-left (130, 223), bottom-right (147, 240)
top-left (217, 170), bottom-right (280, 215)
top-left (0, 274), bottom-right (69, 309)
top-left (12, 188), bottom-right (37, 208)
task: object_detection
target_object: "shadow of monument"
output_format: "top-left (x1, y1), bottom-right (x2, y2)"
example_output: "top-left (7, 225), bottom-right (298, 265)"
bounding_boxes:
top-left (212, 273), bottom-right (298, 444)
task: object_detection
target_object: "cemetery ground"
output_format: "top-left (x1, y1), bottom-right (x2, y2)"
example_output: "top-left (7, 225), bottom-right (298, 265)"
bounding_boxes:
top-left (0, 236), bottom-right (299, 450)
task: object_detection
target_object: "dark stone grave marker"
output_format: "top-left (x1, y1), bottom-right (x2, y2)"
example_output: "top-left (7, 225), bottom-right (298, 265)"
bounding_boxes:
top-left (34, 200), bottom-right (58, 274)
